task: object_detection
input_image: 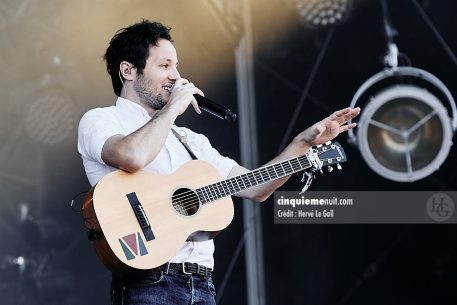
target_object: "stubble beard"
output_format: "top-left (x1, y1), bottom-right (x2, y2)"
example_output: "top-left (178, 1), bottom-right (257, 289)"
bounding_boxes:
top-left (133, 73), bottom-right (167, 110)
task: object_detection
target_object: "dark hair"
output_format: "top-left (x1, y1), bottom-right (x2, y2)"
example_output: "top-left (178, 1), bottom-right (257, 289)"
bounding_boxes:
top-left (104, 20), bottom-right (172, 96)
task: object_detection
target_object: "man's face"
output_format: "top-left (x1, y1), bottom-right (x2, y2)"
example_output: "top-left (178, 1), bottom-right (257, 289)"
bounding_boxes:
top-left (133, 39), bottom-right (180, 110)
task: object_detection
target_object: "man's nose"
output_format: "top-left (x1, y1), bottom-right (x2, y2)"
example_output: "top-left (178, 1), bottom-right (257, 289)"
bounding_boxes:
top-left (169, 67), bottom-right (180, 80)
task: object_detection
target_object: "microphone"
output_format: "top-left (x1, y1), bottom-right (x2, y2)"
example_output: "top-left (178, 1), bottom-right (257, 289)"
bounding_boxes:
top-left (193, 94), bottom-right (237, 122)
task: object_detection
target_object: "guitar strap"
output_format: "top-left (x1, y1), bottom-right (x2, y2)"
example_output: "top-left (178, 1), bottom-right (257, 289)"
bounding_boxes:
top-left (171, 127), bottom-right (198, 160)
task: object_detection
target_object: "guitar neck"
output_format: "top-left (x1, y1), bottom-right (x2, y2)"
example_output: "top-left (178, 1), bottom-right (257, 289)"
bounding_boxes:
top-left (197, 154), bottom-right (312, 204)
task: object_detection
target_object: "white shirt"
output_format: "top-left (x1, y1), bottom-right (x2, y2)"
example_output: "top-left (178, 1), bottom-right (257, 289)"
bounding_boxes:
top-left (77, 97), bottom-right (238, 269)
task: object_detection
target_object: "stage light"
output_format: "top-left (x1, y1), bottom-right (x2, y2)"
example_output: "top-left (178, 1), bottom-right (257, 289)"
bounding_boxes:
top-left (295, 0), bottom-right (352, 28)
top-left (348, 67), bottom-right (457, 182)
top-left (24, 87), bottom-right (76, 146)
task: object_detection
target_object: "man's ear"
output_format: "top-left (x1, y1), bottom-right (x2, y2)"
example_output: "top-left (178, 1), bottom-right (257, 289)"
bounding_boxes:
top-left (119, 61), bottom-right (135, 81)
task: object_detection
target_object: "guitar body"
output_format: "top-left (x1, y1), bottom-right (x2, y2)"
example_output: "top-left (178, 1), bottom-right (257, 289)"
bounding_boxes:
top-left (82, 160), bottom-right (234, 276)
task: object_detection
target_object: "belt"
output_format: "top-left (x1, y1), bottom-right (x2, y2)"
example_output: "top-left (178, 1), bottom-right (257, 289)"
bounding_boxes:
top-left (162, 262), bottom-right (213, 278)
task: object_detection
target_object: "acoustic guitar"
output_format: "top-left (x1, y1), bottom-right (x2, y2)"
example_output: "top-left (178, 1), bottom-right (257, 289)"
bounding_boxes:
top-left (82, 141), bottom-right (346, 276)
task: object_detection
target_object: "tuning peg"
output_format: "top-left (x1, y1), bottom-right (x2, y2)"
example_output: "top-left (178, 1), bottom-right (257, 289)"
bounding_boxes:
top-left (316, 144), bottom-right (323, 148)
top-left (337, 164), bottom-right (342, 170)
top-left (319, 169), bottom-right (324, 174)
top-left (325, 141), bottom-right (332, 145)
top-left (327, 166), bottom-right (333, 172)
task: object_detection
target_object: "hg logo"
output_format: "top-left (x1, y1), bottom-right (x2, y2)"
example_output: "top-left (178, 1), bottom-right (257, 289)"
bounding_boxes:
top-left (426, 193), bottom-right (455, 222)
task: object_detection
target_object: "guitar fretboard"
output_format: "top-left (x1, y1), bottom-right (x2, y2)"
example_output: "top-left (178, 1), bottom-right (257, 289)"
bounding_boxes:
top-left (196, 155), bottom-right (311, 204)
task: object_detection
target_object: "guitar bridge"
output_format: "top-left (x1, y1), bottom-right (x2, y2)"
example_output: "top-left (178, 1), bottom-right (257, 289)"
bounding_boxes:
top-left (133, 205), bottom-right (150, 228)
top-left (126, 192), bottom-right (155, 241)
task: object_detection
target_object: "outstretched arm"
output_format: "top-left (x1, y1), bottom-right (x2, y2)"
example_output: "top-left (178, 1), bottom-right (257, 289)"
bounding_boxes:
top-left (230, 107), bottom-right (360, 202)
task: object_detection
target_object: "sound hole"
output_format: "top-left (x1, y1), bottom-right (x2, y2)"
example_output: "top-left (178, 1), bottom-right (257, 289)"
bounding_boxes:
top-left (172, 188), bottom-right (200, 216)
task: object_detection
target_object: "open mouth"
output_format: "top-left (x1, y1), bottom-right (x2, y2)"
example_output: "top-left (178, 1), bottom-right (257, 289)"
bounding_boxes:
top-left (163, 85), bottom-right (172, 93)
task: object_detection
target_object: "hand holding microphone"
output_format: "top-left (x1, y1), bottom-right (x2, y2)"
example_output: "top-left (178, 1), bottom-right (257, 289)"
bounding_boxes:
top-left (168, 78), bottom-right (237, 122)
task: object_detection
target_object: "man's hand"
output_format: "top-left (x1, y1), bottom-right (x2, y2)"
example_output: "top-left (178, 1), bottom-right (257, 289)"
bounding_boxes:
top-left (230, 107), bottom-right (360, 202)
top-left (295, 107), bottom-right (361, 146)
top-left (165, 78), bottom-right (204, 116)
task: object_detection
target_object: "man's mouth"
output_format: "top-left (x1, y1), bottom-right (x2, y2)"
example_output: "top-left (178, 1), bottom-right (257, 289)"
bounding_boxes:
top-left (163, 85), bottom-right (172, 93)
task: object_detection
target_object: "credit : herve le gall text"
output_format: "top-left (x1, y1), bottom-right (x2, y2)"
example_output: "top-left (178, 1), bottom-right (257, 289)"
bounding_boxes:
top-left (277, 209), bottom-right (335, 218)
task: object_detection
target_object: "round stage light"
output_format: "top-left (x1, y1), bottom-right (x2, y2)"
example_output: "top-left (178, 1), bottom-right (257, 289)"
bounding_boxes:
top-left (295, 0), bottom-right (352, 28)
top-left (24, 87), bottom-right (76, 146)
top-left (348, 67), bottom-right (457, 182)
top-left (357, 85), bottom-right (453, 182)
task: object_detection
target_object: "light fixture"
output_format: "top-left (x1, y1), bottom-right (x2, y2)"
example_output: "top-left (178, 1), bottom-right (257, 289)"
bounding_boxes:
top-left (347, 0), bottom-right (457, 182)
top-left (24, 87), bottom-right (76, 146)
top-left (295, 0), bottom-right (352, 28)
top-left (348, 67), bottom-right (457, 182)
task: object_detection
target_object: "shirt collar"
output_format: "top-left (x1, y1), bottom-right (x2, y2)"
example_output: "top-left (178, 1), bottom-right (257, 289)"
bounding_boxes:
top-left (115, 97), bottom-right (151, 119)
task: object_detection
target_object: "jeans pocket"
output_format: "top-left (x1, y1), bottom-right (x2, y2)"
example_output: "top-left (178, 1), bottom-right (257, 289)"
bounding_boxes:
top-left (207, 278), bottom-right (217, 297)
top-left (122, 272), bottom-right (167, 304)
top-left (127, 271), bottom-right (165, 288)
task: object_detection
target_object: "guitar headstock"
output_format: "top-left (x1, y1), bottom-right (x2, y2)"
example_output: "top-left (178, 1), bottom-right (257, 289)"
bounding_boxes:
top-left (309, 141), bottom-right (347, 172)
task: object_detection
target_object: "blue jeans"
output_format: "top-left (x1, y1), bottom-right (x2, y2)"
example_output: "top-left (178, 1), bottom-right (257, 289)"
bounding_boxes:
top-left (111, 269), bottom-right (217, 305)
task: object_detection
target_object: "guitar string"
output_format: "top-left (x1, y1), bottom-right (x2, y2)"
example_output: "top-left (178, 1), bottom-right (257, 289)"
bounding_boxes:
top-left (171, 164), bottom-right (308, 213)
top-left (169, 150), bottom-right (339, 212)
top-left (171, 160), bottom-right (299, 213)
top-left (170, 158), bottom-right (312, 212)
top-left (162, 149), bottom-right (339, 219)
top-left (171, 162), bottom-right (305, 204)
top-left (169, 148), bottom-right (338, 207)
top-left (170, 155), bottom-right (311, 203)
top-left (168, 148), bottom-right (339, 212)
top-left (169, 157), bottom-right (310, 205)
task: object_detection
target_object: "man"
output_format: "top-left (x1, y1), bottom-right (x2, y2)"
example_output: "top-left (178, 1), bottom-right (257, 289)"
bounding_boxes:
top-left (78, 20), bottom-right (360, 305)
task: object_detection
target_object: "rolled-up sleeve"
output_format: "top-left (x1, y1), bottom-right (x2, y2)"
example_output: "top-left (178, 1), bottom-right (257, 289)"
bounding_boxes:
top-left (77, 108), bottom-right (125, 164)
